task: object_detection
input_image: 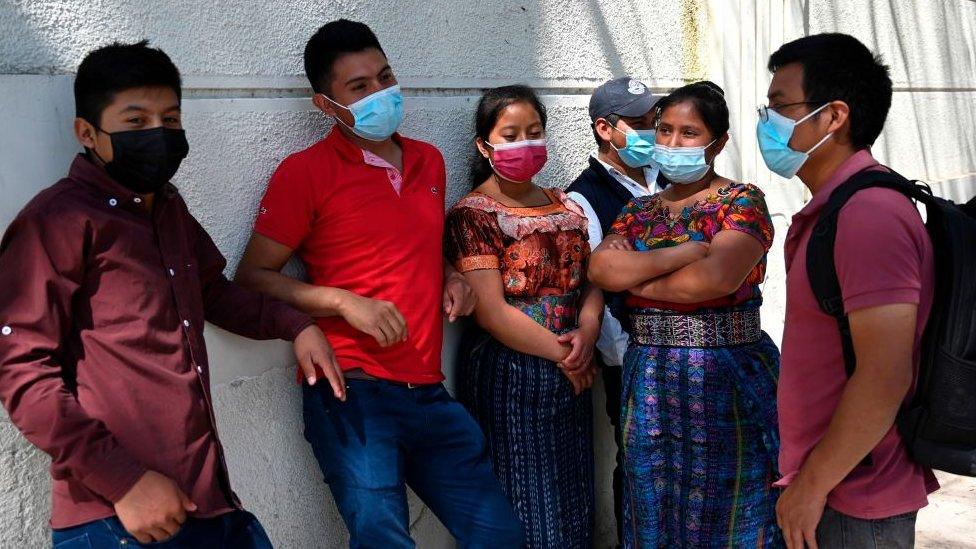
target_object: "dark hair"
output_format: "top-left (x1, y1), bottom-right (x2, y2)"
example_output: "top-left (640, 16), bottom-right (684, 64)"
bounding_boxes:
top-left (592, 113), bottom-right (620, 148)
top-left (304, 19), bottom-right (385, 95)
top-left (655, 80), bottom-right (729, 139)
top-left (768, 33), bottom-right (892, 148)
top-left (74, 40), bottom-right (182, 126)
top-left (470, 85), bottom-right (548, 185)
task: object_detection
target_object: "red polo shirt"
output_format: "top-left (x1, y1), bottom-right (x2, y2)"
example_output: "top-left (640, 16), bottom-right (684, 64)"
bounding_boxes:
top-left (255, 128), bottom-right (446, 384)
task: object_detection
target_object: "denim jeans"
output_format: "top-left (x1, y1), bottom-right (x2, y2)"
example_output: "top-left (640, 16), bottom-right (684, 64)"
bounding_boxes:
top-left (816, 507), bottom-right (917, 548)
top-left (302, 379), bottom-right (524, 548)
top-left (51, 510), bottom-right (272, 548)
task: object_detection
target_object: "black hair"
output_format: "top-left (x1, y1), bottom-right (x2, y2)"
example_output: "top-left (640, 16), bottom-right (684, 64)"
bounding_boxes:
top-left (592, 113), bottom-right (620, 148)
top-left (74, 40), bottom-right (182, 126)
top-left (768, 32), bottom-right (892, 148)
top-left (655, 80), bottom-right (729, 139)
top-left (470, 85), bottom-right (548, 185)
top-left (304, 19), bottom-right (385, 95)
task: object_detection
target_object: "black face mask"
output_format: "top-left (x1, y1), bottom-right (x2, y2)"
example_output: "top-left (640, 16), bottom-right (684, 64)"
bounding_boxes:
top-left (91, 127), bottom-right (190, 194)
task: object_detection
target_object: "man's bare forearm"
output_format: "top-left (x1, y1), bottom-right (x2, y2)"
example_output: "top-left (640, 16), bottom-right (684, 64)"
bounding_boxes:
top-left (234, 266), bottom-right (349, 318)
top-left (792, 304), bottom-right (917, 497)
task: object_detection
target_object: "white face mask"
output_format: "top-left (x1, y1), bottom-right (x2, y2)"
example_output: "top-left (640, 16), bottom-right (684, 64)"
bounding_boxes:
top-left (651, 139), bottom-right (718, 184)
top-left (757, 103), bottom-right (833, 179)
top-left (320, 85), bottom-right (404, 141)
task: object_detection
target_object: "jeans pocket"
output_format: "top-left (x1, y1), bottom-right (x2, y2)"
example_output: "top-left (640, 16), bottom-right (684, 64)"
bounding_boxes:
top-left (301, 383), bottom-right (324, 423)
top-left (52, 533), bottom-right (93, 549)
top-left (103, 517), bottom-right (191, 548)
top-left (873, 511), bottom-right (917, 549)
top-left (236, 513), bottom-right (274, 549)
top-left (427, 383), bottom-right (452, 402)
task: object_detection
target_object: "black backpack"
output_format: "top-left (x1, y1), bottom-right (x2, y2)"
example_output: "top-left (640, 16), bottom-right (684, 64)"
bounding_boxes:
top-left (806, 168), bottom-right (976, 476)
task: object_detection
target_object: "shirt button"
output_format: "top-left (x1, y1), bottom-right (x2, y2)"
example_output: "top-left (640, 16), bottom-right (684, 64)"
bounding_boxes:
top-left (183, 320), bottom-right (190, 327)
top-left (133, 197), bottom-right (142, 204)
top-left (168, 268), bottom-right (175, 276)
top-left (1, 326), bottom-right (11, 336)
top-left (196, 365), bottom-right (203, 374)
top-left (108, 198), bottom-right (118, 207)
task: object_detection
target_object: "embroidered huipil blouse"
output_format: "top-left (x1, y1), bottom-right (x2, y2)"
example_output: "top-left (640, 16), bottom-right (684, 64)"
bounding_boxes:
top-left (445, 188), bottom-right (590, 298)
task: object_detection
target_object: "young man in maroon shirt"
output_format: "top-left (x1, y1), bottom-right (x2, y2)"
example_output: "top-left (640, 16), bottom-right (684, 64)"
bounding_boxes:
top-left (235, 19), bottom-right (524, 548)
top-left (762, 33), bottom-right (938, 549)
top-left (0, 41), bottom-right (344, 547)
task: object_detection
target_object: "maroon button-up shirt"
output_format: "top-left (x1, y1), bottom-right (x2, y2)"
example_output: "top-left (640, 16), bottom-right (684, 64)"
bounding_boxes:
top-left (0, 155), bottom-right (314, 528)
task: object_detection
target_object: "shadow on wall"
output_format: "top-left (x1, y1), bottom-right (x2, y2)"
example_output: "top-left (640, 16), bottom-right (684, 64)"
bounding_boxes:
top-left (0, 1), bottom-right (84, 229)
top-left (0, 14), bottom-right (79, 549)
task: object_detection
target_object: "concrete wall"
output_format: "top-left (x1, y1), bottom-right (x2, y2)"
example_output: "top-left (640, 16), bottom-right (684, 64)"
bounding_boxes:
top-left (1, 1), bottom-right (974, 547)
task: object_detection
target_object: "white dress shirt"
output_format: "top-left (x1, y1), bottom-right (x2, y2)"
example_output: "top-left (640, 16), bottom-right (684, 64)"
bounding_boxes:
top-left (567, 154), bottom-right (660, 366)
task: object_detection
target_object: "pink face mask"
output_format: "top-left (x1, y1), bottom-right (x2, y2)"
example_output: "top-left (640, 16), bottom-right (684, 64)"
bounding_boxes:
top-left (485, 139), bottom-right (548, 183)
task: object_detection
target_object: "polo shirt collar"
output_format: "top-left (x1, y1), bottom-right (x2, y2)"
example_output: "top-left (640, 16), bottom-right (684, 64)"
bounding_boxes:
top-left (794, 148), bottom-right (879, 220)
top-left (783, 148), bottom-right (882, 271)
top-left (326, 126), bottom-right (406, 166)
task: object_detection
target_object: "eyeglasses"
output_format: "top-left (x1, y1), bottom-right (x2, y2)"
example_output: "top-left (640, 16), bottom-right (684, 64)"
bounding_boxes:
top-left (756, 101), bottom-right (821, 122)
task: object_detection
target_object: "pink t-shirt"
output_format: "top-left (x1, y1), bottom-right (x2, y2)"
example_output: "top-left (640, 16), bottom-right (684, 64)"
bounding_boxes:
top-left (777, 149), bottom-right (939, 519)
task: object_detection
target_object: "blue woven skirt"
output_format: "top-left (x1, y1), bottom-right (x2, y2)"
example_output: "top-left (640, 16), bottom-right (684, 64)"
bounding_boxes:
top-left (457, 293), bottom-right (594, 549)
top-left (622, 307), bottom-right (783, 548)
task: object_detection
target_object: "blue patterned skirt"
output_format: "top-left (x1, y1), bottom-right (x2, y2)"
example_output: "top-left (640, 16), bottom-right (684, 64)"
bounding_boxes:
top-left (622, 306), bottom-right (783, 548)
top-left (457, 293), bottom-right (594, 549)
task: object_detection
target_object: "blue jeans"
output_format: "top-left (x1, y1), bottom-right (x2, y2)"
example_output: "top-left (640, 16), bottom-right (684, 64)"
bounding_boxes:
top-left (816, 508), bottom-right (917, 548)
top-left (302, 380), bottom-right (524, 548)
top-left (51, 510), bottom-right (271, 548)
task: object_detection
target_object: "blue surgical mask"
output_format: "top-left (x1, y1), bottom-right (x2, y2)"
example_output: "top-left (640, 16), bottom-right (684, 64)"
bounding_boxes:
top-left (651, 139), bottom-right (717, 184)
top-left (610, 125), bottom-right (656, 168)
top-left (757, 103), bottom-right (832, 179)
top-left (323, 85), bottom-right (404, 141)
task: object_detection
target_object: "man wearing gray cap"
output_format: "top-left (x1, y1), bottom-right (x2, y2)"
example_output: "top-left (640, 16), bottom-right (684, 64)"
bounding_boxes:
top-left (566, 76), bottom-right (663, 547)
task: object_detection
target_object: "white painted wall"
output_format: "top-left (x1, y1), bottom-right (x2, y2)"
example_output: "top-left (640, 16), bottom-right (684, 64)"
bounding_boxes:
top-left (1, 1), bottom-right (974, 547)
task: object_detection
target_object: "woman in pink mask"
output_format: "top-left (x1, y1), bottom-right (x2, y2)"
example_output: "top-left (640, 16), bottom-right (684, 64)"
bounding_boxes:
top-left (445, 85), bottom-right (603, 548)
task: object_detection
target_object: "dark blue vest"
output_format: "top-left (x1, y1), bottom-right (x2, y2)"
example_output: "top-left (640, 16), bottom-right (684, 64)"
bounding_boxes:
top-left (567, 157), bottom-right (635, 238)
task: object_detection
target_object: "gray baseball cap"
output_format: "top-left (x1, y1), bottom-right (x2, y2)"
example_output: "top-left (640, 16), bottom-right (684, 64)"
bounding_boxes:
top-left (589, 77), bottom-right (659, 121)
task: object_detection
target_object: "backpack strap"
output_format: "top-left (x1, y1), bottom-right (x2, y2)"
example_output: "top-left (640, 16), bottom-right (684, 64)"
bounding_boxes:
top-left (806, 168), bottom-right (931, 376)
top-left (806, 168), bottom-right (933, 469)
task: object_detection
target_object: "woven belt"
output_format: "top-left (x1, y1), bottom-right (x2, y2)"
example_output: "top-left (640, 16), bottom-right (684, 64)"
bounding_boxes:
top-left (507, 291), bottom-right (579, 332)
top-left (630, 307), bottom-right (762, 348)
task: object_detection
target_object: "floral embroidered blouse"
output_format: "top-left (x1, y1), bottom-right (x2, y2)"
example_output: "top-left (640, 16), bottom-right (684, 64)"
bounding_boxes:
top-left (610, 182), bottom-right (774, 312)
top-left (445, 188), bottom-right (590, 298)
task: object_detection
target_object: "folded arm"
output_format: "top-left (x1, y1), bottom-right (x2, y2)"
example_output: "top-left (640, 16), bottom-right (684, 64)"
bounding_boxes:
top-left (630, 230), bottom-right (765, 303)
top-left (234, 233), bottom-right (348, 319)
top-left (588, 235), bottom-right (708, 292)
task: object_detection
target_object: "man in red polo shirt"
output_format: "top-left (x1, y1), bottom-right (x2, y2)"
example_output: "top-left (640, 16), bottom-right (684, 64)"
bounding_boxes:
top-left (235, 19), bottom-right (523, 548)
top-left (758, 33), bottom-right (939, 548)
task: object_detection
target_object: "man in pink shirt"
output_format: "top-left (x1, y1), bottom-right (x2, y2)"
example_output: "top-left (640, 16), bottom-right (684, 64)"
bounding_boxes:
top-left (759, 33), bottom-right (939, 548)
